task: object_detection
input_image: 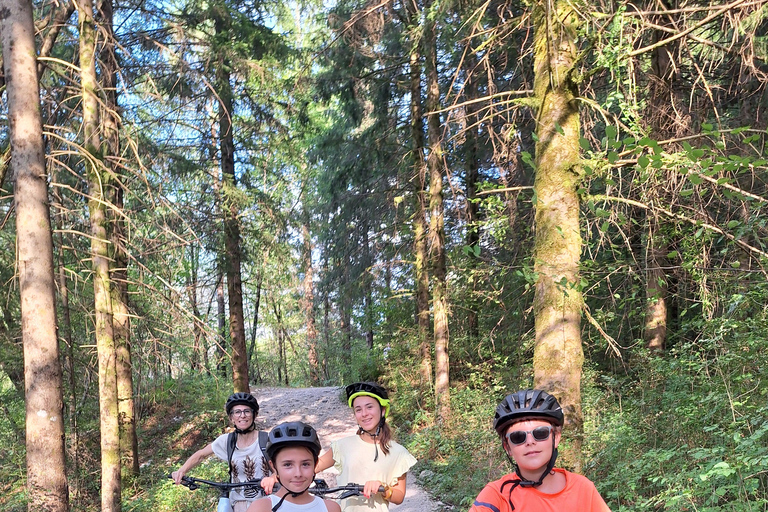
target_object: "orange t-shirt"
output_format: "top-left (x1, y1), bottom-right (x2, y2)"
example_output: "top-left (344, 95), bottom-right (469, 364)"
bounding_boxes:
top-left (469, 469), bottom-right (611, 512)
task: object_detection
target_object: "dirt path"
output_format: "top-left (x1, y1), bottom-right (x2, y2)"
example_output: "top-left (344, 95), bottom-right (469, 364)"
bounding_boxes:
top-left (251, 386), bottom-right (439, 512)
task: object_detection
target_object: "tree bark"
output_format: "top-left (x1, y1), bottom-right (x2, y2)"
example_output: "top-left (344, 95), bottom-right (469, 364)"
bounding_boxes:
top-left (213, 9), bottom-right (249, 392)
top-left (187, 246), bottom-right (203, 372)
top-left (216, 273), bottom-right (227, 377)
top-left (424, 7), bottom-right (450, 422)
top-left (464, 50), bottom-right (481, 342)
top-left (642, 5), bottom-right (684, 352)
top-left (52, 166), bottom-right (79, 500)
top-left (99, 0), bottom-right (139, 476)
top-left (405, 11), bottom-right (432, 392)
top-left (77, 0), bottom-right (122, 504)
top-left (362, 225), bottom-right (375, 350)
top-left (248, 267), bottom-right (264, 383)
top-left (2, 0), bottom-right (70, 508)
top-left (530, 0), bottom-right (584, 472)
top-left (302, 211), bottom-right (320, 384)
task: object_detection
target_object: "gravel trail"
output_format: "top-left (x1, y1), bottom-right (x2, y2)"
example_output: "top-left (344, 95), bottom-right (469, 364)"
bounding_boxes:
top-left (250, 386), bottom-right (440, 512)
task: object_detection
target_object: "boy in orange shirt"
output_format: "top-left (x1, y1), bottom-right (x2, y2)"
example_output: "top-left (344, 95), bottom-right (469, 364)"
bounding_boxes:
top-left (469, 389), bottom-right (611, 512)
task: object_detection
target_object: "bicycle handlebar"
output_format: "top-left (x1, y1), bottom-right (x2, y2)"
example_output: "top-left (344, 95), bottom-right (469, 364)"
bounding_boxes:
top-left (170, 475), bottom-right (384, 500)
top-left (308, 480), bottom-right (386, 500)
top-left (169, 475), bottom-right (273, 496)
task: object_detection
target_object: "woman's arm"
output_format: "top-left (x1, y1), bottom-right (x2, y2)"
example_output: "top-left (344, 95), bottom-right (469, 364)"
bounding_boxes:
top-left (315, 448), bottom-right (335, 472)
top-left (385, 473), bottom-right (408, 505)
top-left (171, 443), bottom-right (215, 484)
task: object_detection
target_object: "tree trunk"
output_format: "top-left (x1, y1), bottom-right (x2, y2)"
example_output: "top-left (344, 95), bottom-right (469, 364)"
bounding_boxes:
top-left (77, 0), bottom-right (122, 503)
top-left (464, 50), bottom-right (481, 342)
top-left (187, 246), bottom-right (203, 372)
top-left (216, 272), bottom-right (228, 377)
top-left (248, 266), bottom-right (264, 383)
top-left (362, 226), bottom-right (375, 350)
top-left (530, 0), bottom-right (584, 472)
top-left (642, 6), bottom-right (685, 352)
top-left (302, 212), bottom-right (320, 384)
top-left (406, 17), bottom-right (432, 392)
top-left (99, 0), bottom-right (139, 476)
top-left (52, 165), bottom-right (80, 501)
top-left (2, 1), bottom-right (70, 508)
top-left (644, 214), bottom-right (668, 351)
top-left (340, 258), bottom-right (352, 367)
top-left (214, 10), bottom-right (249, 392)
top-left (424, 8), bottom-right (450, 422)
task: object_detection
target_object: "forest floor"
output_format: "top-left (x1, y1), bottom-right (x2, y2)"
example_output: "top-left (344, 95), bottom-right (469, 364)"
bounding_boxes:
top-left (250, 386), bottom-right (441, 512)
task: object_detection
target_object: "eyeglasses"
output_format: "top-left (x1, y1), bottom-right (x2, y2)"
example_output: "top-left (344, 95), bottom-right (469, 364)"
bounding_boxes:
top-left (231, 409), bottom-right (253, 417)
top-left (505, 426), bottom-right (553, 445)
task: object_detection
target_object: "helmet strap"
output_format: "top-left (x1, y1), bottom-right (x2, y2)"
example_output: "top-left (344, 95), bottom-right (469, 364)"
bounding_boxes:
top-left (506, 437), bottom-right (558, 488)
top-left (272, 473), bottom-right (316, 512)
top-left (234, 421), bottom-right (256, 435)
top-left (357, 414), bottom-right (386, 462)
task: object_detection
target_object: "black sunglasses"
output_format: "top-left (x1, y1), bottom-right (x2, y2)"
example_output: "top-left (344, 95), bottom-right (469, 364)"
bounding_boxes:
top-left (505, 425), bottom-right (553, 445)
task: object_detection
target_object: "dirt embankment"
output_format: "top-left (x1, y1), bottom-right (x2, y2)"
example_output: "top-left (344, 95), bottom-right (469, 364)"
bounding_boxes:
top-left (251, 386), bottom-right (440, 512)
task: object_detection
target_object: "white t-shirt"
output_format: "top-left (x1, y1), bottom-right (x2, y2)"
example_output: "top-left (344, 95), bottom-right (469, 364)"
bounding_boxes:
top-left (267, 494), bottom-right (332, 512)
top-left (211, 432), bottom-right (270, 503)
top-left (331, 435), bottom-right (417, 512)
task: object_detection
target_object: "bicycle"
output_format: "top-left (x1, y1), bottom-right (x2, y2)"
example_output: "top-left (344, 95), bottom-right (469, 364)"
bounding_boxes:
top-left (172, 475), bottom-right (385, 511)
top-left (307, 479), bottom-right (386, 500)
top-left (170, 474), bottom-right (273, 512)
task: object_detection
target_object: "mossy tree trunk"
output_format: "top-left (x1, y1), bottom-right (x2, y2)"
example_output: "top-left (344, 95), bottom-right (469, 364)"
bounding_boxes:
top-left (406, 0), bottom-right (432, 393)
top-left (530, 0), bottom-right (584, 471)
top-left (78, 0), bottom-right (122, 503)
top-left (424, 3), bottom-right (450, 422)
top-left (99, 0), bottom-right (139, 476)
top-left (2, 0), bottom-right (70, 508)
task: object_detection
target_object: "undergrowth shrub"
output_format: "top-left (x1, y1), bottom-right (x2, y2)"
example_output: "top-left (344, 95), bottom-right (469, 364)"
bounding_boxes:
top-left (588, 291), bottom-right (768, 511)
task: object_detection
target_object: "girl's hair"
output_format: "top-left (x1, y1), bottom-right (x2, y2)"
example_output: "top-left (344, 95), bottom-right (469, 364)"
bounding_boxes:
top-left (378, 421), bottom-right (392, 456)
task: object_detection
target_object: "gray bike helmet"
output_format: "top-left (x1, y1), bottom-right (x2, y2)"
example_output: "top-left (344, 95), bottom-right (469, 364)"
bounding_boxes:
top-left (225, 392), bottom-right (260, 416)
top-left (266, 421), bottom-right (321, 462)
top-left (493, 389), bottom-right (564, 435)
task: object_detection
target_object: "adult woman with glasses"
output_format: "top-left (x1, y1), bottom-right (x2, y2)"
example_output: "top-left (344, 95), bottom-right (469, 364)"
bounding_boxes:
top-left (469, 389), bottom-right (612, 512)
top-left (172, 392), bottom-right (272, 512)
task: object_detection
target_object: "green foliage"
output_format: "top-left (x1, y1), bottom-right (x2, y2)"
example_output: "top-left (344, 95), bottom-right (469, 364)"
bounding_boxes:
top-left (585, 290), bottom-right (768, 511)
top-left (125, 377), bottom-right (233, 512)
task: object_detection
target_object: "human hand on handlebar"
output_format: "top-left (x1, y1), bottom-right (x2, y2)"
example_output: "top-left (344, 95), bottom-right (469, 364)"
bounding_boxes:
top-left (171, 470), bottom-right (185, 485)
top-left (261, 475), bottom-right (278, 495)
top-left (363, 480), bottom-right (384, 499)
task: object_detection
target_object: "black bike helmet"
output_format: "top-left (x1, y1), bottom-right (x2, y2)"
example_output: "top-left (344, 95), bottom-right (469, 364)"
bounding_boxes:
top-left (225, 392), bottom-right (260, 416)
top-left (345, 381), bottom-right (391, 416)
top-left (265, 421), bottom-right (322, 462)
top-left (493, 389), bottom-right (564, 435)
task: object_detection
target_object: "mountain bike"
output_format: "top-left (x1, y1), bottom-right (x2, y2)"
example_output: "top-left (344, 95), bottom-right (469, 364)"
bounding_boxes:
top-left (308, 479), bottom-right (386, 500)
top-left (171, 474), bottom-right (272, 512)
top-left (172, 475), bottom-right (385, 511)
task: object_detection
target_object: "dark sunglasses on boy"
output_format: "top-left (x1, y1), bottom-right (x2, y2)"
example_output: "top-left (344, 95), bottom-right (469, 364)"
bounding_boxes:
top-left (505, 425), bottom-right (553, 445)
